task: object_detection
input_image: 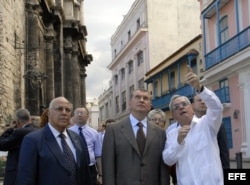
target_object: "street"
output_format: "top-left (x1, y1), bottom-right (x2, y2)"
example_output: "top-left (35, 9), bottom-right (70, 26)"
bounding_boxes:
top-left (0, 160), bottom-right (249, 185)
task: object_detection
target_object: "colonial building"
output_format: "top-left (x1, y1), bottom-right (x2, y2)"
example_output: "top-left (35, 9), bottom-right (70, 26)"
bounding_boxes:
top-left (86, 97), bottom-right (99, 130)
top-left (199, 0), bottom-right (250, 158)
top-left (0, 0), bottom-right (92, 131)
top-left (145, 35), bottom-right (203, 129)
top-left (103, 0), bottom-right (201, 122)
top-left (98, 81), bottom-right (114, 126)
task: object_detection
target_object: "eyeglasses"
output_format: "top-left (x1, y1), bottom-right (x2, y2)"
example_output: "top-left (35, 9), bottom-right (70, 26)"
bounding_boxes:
top-left (171, 101), bottom-right (189, 111)
top-left (75, 112), bottom-right (87, 116)
top-left (149, 118), bottom-right (165, 123)
top-left (53, 107), bottom-right (71, 113)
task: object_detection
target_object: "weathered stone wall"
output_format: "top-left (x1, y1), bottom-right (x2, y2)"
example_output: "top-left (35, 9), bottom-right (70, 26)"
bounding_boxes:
top-left (0, 0), bottom-right (26, 132)
top-left (0, 0), bottom-right (91, 132)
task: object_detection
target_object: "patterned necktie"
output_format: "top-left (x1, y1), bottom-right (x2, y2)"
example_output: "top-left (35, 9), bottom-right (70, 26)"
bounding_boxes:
top-left (59, 133), bottom-right (76, 185)
top-left (78, 127), bottom-right (90, 163)
top-left (136, 122), bottom-right (146, 155)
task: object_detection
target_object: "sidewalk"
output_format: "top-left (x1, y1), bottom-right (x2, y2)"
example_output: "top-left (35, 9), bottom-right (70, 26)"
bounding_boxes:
top-left (0, 160), bottom-right (249, 185)
top-left (230, 158), bottom-right (250, 169)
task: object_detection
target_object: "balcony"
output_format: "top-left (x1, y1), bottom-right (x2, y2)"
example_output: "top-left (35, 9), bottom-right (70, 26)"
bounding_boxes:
top-left (205, 26), bottom-right (250, 69)
top-left (214, 86), bottom-right (230, 103)
top-left (152, 85), bottom-right (194, 110)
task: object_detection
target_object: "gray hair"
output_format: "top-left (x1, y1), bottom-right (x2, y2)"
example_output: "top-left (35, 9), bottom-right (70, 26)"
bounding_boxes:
top-left (147, 109), bottom-right (166, 121)
top-left (169, 94), bottom-right (191, 112)
top-left (16, 108), bottom-right (31, 122)
top-left (49, 96), bottom-right (71, 109)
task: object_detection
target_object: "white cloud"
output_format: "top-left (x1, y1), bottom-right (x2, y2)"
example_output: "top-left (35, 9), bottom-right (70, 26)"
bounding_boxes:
top-left (85, 0), bottom-right (135, 99)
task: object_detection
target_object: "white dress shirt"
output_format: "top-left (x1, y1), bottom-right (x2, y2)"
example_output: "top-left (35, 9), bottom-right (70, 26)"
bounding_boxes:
top-left (129, 114), bottom-right (147, 137)
top-left (163, 87), bottom-right (224, 185)
top-left (69, 124), bottom-right (102, 166)
top-left (48, 123), bottom-right (77, 161)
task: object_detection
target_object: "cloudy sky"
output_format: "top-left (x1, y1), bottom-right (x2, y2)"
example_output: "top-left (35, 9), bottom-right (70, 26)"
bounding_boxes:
top-left (84, 0), bottom-right (135, 101)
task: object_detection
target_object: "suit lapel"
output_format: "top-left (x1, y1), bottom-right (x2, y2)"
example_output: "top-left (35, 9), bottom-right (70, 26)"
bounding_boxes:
top-left (120, 118), bottom-right (141, 156)
top-left (67, 130), bottom-right (82, 168)
top-left (43, 125), bottom-right (70, 171)
top-left (144, 122), bottom-right (156, 155)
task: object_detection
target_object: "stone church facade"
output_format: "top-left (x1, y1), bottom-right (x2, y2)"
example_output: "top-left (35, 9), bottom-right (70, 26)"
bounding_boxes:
top-left (0, 0), bottom-right (92, 130)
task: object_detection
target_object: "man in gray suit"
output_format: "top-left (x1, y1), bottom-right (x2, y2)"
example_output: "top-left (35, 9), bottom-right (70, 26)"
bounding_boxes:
top-left (102, 89), bottom-right (170, 185)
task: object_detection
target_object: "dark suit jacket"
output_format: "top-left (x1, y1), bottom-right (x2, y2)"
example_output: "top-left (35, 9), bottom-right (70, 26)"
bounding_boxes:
top-left (217, 123), bottom-right (230, 169)
top-left (15, 124), bottom-right (92, 185)
top-left (102, 117), bottom-right (170, 185)
top-left (0, 123), bottom-right (37, 185)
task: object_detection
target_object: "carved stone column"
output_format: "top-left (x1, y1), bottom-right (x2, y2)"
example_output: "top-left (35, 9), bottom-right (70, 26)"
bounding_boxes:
top-left (53, 21), bottom-right (64, 97)
top-left (44, 25), bottom-right (55, 107)
top-left (71, 41), bottom-right (81, 108)
top-left (80, 68), bottom-right (87, 107)
top-left (25, 3), bottom-right (41, 116)
top-left (63, 35), bottom-right (73, 101)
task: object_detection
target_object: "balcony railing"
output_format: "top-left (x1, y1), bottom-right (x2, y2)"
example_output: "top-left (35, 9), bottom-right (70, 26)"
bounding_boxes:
top-left (214, 86), bottom-right (230, 103)
top-left (152, 85), bottom-right (194, 110)
top-left (205, 26), bottom-right (250, 69)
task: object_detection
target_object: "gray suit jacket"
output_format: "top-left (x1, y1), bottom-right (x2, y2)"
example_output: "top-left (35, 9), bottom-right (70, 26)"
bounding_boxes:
top-left (102, 117), bottom-right (170, 185)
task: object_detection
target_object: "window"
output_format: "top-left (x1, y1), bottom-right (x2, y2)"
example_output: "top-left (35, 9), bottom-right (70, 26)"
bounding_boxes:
top-left (115, 96), bottom-right (119, 113)
top-left (128, 30), bottom-right (131, 41)
top-left (121, 68), bottom-right (125, 80)
top-left (128, 60), bottom-right (133, 74)
top-left (220, 78), bottom-right (228, 88)
top-left (223, 117), bottom-right (233, 148)
top-left (105, 103), bottom-right (108, 118)
top-left (138, 78), bottom-right (144, 89)
top-left (122, 91), bottom-right (126, 111)
top-left (114, 75), bottom-right (118, 85)
top-left (136, 18), bottom-right (140, 30)
top-left (219, 78), bottom-right (230, 103)
top-left (190, 59), bottom-right (197, 74)
top-left (154, 81), bottom-right (158, 97)
top-left (137, 51), bottom-right (143, 66)
top-left (114, 49), bottom-right (117, 56)
top-left (170, 70), bottom-right (175, 90)
top-left (220, 16), bottom-right (229, 44)
top-left (129, 85), bottom-right (134, 98)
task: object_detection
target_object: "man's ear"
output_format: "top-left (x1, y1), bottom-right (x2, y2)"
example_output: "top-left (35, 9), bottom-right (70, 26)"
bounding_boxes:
top-left (16, 120), bottom-right (22, 128)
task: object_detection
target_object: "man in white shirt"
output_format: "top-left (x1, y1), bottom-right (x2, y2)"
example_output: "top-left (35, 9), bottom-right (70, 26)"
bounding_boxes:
top-left (69, 107), bottom-right (102, 185)
top-left (98, 119), bottom-right (116, 144)
top-left (163, 66), bottom-right (224, 185)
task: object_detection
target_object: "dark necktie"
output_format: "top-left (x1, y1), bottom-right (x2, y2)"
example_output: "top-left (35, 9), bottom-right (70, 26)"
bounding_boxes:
top-left (136, 122), bottom-right (146, 155)
top-left (78, 127), bottom-right (90, 163)
top-left (59, 133), bottom-right (76, 185)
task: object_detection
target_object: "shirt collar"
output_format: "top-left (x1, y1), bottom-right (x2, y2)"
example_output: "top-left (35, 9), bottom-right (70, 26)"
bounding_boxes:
top-left (129, 114), bottom-right (147, 128)
top-left (48, 123), bottom-right (68, 138)
top-left (76, 124), bottom-right (87, 129)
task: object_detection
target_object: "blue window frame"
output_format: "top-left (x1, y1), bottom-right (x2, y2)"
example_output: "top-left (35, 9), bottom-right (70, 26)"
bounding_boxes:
top-left (220, 16), bottom-right (229, 44)
top-left (223, 117), bottom-right (233, 148)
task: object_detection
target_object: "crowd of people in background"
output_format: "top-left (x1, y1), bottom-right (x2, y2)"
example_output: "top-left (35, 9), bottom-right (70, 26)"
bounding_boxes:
top-left (0, 66), bottom-right (229, 185)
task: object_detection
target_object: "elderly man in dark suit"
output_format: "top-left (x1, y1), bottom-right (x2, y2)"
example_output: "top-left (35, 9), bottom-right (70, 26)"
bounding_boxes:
top-left (16, 97), bottom-right (92, 185)
top-left (102, 89), bottom-right (170, 185)
top-left (0, 108), bottom-right (37, 185)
